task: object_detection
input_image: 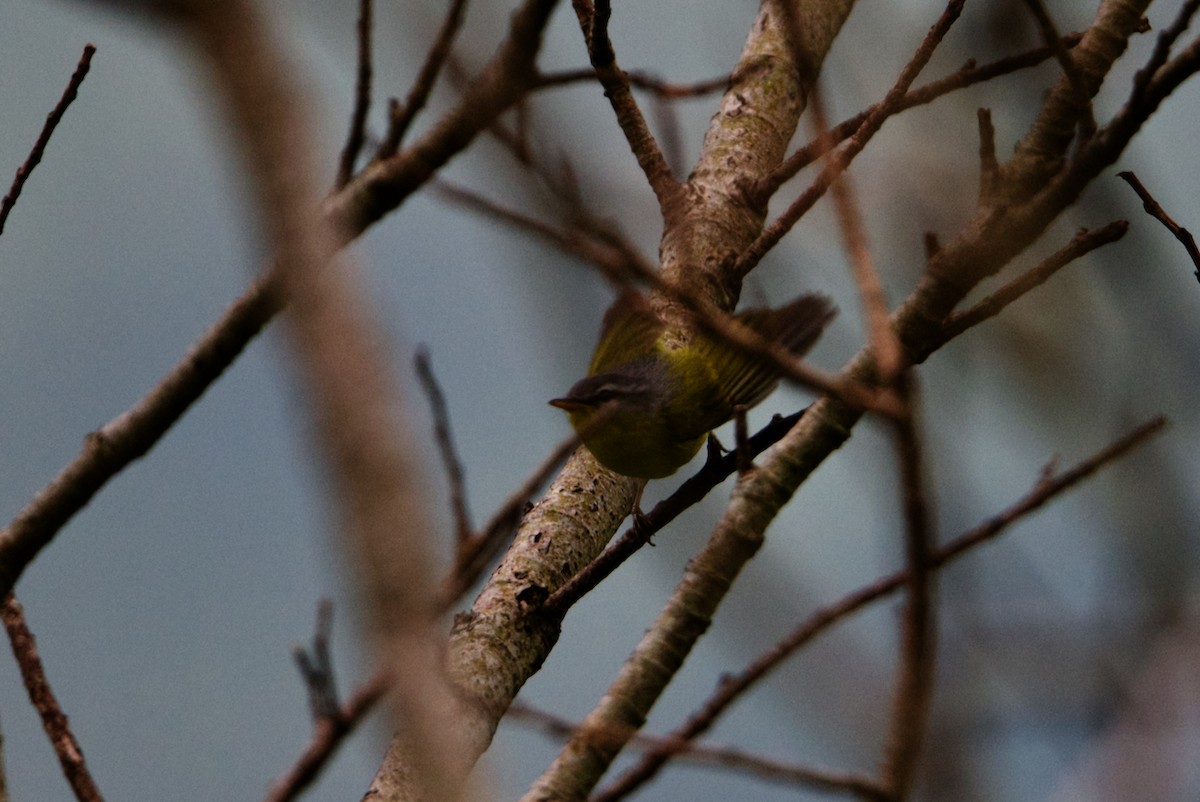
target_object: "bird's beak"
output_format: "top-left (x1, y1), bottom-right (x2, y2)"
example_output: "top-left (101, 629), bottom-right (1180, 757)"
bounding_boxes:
top-left (548, 397), bottom-right (583, 411)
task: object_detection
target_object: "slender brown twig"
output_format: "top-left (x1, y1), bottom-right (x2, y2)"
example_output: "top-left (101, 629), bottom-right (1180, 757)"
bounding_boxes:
top-left (264, 671), bottom-right (390, 802)
top-left (1117, 171), bottom-right (1200, 284)
top-left (811, 86), bottom-right (903, 382)
top-left (1, 594), bottom-right (104, 802)
top-left (1129, 0), bottom-right (1200, 105)
top-left (0, 44), bottom-right (95, 237)
top-left (878, 374), bottom-right (935, 799)
top-left (569, 0), bottom-right (682, 215)
top-left (593, 416), bottom-right (1167, 802)
top-left (509, 703), bottom-right (888, 801)
top-left (432, 179), bottom-right (649, 283)
top-left (415, 347), bottom-right (473, 544)
top-left (936, 220), bottom-right (1130, 347)
top-left (761, 33), bottom-right (1083, 196)
top-left (335, 0), bottom-right (373, 188)
top-left (378, 0), bottom-right (470, 158)
top-left (0, 0), bottom-right (557, 602)
top-left (292, 600), bottom-right (341, 720)
top-left (737, 0), bottom-right (966, 278)
top-left (814, 59), bottom-right (936, 789)
top-left (536, 68), bottom-right (730, 98)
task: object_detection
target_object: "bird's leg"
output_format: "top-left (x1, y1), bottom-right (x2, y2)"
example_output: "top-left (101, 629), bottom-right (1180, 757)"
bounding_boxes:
top-left (733, 404), bottom-right (753, 474)
top-left (630, 478), bottom-right (652, 541)
top-left (704, 432), bottom-right (727, 463)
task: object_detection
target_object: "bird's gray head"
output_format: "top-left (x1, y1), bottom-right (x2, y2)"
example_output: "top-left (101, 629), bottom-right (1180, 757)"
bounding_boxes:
top-left (550, 371), bottom-right (654, 410)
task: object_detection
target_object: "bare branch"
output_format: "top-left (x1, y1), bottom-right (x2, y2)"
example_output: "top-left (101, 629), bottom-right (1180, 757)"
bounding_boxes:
top-left (936, 221), bottom-right (1130, 347)
top-left (431, 179), bottom-right (651, 284)
top-left (977, 108), bottom-right (999, 206)
top-left (1117, 171), bottom-right (1200, 284)
top-left (595, 416), bottom-right (1167, 801)
top-left (335, 0), bottom-right (373, 188)
top-left (415, 347), bottom-right (473, 544)
top-left (879, 375), bottom-right (936, 799)
top-left (536, 68), bottom-right (730, 98)
top-left (738, 0), bottom-right (966, 278)
top-left (0, 44), bottom-right (95, 237)
top-left (173, 2), bottom-right (470, 797)
top-left (510, 703), bottom-right (888, 801)
top-left (569, 0), bottom-right (683, 215)
top-left (810, 86), bottom-right (903, 382)
top-left (0, 0), bottom-right (559, 602)
top-left (264, 672), bottom-right (389, 802)
top-left (1129, 0), bottom-right (1200, 105)
top-left (379, 0), bottom-right (470, 158)
top-left (765, 33), bottom-right (1085, 193)
top-left (2, 594), bottom-right (103, 802)
top-left (292, 600), bottom-right (341, 721)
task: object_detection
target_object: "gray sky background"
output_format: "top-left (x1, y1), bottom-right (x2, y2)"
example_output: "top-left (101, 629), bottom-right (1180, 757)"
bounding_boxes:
top-left (2, 2), bottom-right (1198, 800)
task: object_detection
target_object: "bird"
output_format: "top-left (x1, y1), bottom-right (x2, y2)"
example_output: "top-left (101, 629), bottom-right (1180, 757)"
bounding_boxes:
top-left (550, 290), bottom-right (836, 481)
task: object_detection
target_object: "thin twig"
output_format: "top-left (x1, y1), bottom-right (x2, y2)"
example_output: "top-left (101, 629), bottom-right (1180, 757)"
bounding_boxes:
top-left (415, 347), bottom-right (473, 544)
top-left (738, 0), bottom-right (966, 278)
top-left (0, 44), bottom-right (95, 237)
top-left (762, 33), bottom-right (1083, 196)
top-left (811, 86), bottom-right (903, 382)
top-left (509, 703), bottom-right (887, 801)
top-left (536, 68), bottom-right (729, 98)
top-left (264, 671), bottom-right (390, 802)
top-left (335, 0), bottom-right (373, 188)
top-left (379, 0), bottom-right (470, 158)
top-left (433, 179), bottom-right (900, 416)
top-left (648, 86), bottom-right (687, 180)
top-left (937, 220), bottom-right (1129, 346)
top-left (432, 179), bottom-right (648, 283)
top-left (293, 600), bottom-right (341, 720)
top-left (1, 594), bottom-right (104, 802)
top-left (1130, 0), bottom-right (1200, 104)
top-left (879, 374), bottom-right (935, 799)
top-left (0, 0), bottom-right (557, 602)
top-left (569, 0), bottom-right (682, 215)
top-left (593, 416), bottom-right (1167, 801)
top-left (1117, 171), bottom-right (1200, 284)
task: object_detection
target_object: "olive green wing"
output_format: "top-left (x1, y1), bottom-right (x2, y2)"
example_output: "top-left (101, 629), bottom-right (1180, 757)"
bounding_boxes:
top-left (696, 293), bottom-right (836, 416)
top-left (588, 291), bottom-right (664, 375)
